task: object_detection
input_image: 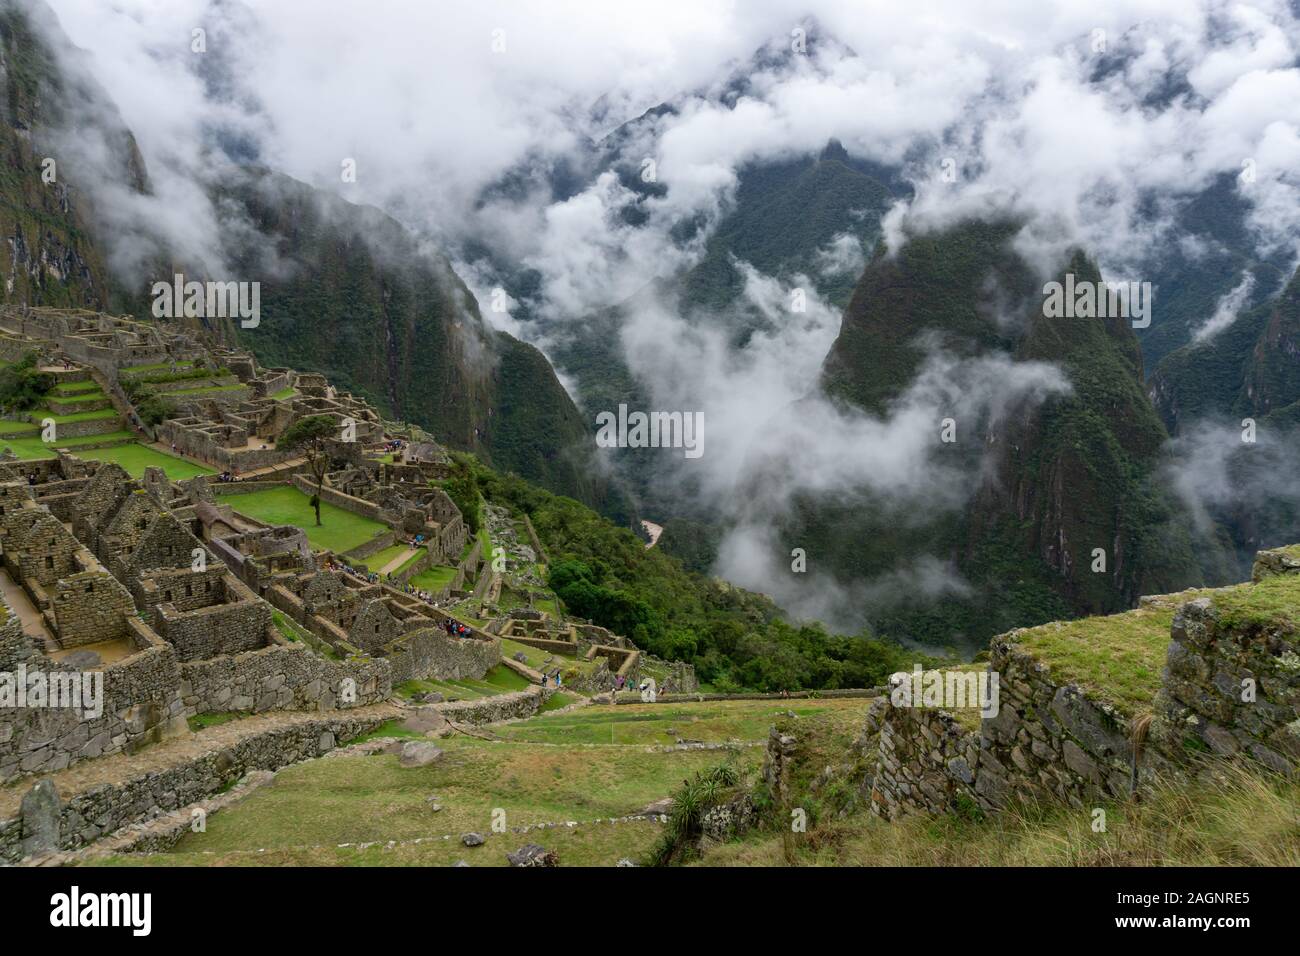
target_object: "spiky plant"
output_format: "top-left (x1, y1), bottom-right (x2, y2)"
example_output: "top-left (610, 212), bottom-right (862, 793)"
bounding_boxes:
top-left (646, 764), bottom-right (740, 867)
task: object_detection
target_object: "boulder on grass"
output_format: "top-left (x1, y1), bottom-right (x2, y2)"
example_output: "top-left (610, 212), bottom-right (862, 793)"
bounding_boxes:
top-left (398, 741), bottom-right (443, 768)
top-left (507, 843), bottom-right (558, 867)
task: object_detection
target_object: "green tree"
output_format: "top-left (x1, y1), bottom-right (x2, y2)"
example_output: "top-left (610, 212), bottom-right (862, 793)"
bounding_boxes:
top-left (0, 352), bottom-right (54, 412)
top-left (438, 454), bottom-right (482, 534)
top-left (279, 414), bottom-right (339, 527)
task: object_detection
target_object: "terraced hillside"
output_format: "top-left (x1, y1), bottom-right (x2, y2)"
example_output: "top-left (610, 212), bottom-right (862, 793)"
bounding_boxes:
top-left (88, 697), bottom-right (871, 867)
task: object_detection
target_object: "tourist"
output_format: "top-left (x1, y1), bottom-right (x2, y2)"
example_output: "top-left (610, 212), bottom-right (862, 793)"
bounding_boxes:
top-left (540, 673), bottom-right (548, 688)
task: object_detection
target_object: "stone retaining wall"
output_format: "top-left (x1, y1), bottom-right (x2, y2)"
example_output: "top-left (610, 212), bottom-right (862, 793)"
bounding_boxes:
top-left (0, 709), bottom-right (391, 862)
top-left (435, 687), bottom-right (549, 725)
top-left (384, 629), bottom-right (499, 685)
top-left (179, 643), bottom-right (391, 716)
top-left (1, 617), bottom-right (187, 786)
top-left (865, 547), bottom-right (1300, 821)
top-left (291, 474), bottom-right (385, 522)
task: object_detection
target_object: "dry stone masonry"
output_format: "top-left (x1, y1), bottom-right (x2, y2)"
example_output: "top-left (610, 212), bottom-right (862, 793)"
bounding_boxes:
top-left (862, 546), bottom-right (1300, 820)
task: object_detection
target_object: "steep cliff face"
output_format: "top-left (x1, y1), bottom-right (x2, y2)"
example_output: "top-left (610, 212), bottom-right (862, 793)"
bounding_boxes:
top-left (804, 220), bottom-right (1222, 646)
top-left (1150, 266), bottom-right (1300, 433)
top-left (0, 0), bottom-right (116, 309)
top-left (212, 168), bottom-right (609, 509)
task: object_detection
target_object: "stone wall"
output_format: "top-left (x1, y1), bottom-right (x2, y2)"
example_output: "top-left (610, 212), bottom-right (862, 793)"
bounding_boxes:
top-left (0, 708), bottom-right (392, 862)
top-left (50, 569), bottom-right (137, 647)
top-left (178, 642), bottom-right (391, 716)
top-left (154, 581), bottom-right (272, 662)
top-left (1, 619), bottom-right (187, 786)
top-left (384, 629), bottom-right (499, 685)
top-left (435, 687), bottom-right (549, 725)
top-left (291, 474), bottom-right (385, 522)
top-left (864, 547), bottom-right (1300, 821)
top-left (1154, 563), bottom-right (1300, 774)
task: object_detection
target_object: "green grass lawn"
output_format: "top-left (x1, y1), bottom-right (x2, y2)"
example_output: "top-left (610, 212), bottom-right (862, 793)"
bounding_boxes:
top-left (495, 697), bottom-right (873, 747)
top-left (540, 692), bottom-right (576, 712)
top-left (109, 733), bottom-right (743, 866)
top-left (226, 485), bottom-right (389, 554)
top-left (359, 544), bottom-right (409, 572)
top-left (51, 380), bottom-right (101, 394)
top-left (0, 431), bottom-right (135, 460)
top-left (80, 695), bottom-right (875, 868)
top-left (79, 443), bottom-right (215, 480)
top-left (270, 387), bottom-right (297, 400)
top-left (410, 565), bottom-right (457, 592)
top-left (394, 664), bottom-right (533, 702)
top-left (498, 637), bottom-right (595, 678)
top-left (0, 436), bottom-right (208, 479)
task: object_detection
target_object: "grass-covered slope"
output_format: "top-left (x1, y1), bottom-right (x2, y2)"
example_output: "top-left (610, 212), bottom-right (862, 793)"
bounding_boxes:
top-left (681, 142), bottom-right (896, 312)
top-left (464, 456), bottom-right (924, 691)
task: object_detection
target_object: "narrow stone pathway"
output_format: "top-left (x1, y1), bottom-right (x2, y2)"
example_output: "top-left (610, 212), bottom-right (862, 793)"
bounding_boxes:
top-left (0, 567), bottom-right (52, 643)
top-left (379, 547), bottom-right (419, 575)
top-left (0, 702), bottom-right (401, 820)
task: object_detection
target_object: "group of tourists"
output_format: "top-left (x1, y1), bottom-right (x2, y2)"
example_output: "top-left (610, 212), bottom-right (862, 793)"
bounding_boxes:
top-left (539, 670), bottom-right (563, 689)
top-left (443, 617), bottom-right (472, 639)
top-left (326, 558), bottom-right (381, 586)
top-left (608, 674), bottom-right (657, 704)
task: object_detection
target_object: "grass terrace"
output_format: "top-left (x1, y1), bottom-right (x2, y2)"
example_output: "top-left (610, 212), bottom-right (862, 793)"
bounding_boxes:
top-left (43, 407), bottom-right (118, 425)
top-left (394, 664), bottom-right (533, 701)
top-left (494, 697), bottom-right (873, 747)
top-left (96, 734), bottom-right (742, 867)
top-left (51, 380), bottom-right (101, 394)
top-left (358, 544), bottom-right (409, 572)
top-left (119, 361), bottom-right (196, 377)
top-left (82, 443), bottom-right (215, 480)
top-left (167, 384), bottom-right (246, 397)
top-left (1210, 572), bottom-right (1300, 632)
top-left (49, 383), bottom-right (105, 399)
top-left (0, 430), bottom-right (134, 460)
top-left (409, 565), bottom-right (457, 592)
top-left (1007, 606), bottom-right (1175, 717)
top-left (224, 484), bottom-right (389, 554)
